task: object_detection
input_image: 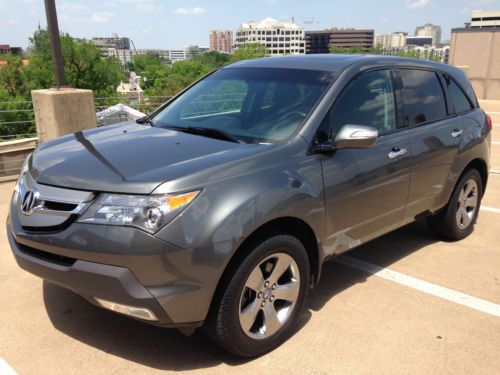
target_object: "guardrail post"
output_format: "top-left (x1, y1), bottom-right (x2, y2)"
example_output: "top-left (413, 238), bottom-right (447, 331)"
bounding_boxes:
top-left (31, 88), bottom-right (97, 143)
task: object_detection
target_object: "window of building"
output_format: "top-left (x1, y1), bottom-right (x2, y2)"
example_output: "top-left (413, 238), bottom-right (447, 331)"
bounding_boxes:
top-left (399, 69), bottom-right (447, 125)
top-left (444, 75), bottom-right (473, 114)
top-left (328, 70), bottom-right (397, 136)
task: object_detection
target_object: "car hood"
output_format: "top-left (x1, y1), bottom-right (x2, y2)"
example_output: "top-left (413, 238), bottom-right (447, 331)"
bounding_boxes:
top-left (31, 122), bottom-right (268, 194)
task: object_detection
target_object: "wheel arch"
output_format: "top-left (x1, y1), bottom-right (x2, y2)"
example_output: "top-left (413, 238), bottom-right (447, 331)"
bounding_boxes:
top-left (206, 216), bottom-right (321, 324)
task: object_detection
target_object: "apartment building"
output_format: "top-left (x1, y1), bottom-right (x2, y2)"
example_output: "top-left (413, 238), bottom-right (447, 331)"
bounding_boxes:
top-left (374, 32), bottom-right (407, 48)
top-left (235, 18), bottom-right (305, 56)
top-left (209, 30), bottom-right (234, 53)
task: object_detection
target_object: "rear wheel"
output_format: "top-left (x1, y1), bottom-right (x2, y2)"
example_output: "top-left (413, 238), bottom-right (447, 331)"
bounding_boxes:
top-left (205, 234), bottom-right (309, 357)
top-left (427, 169), bottom-right (482, 241)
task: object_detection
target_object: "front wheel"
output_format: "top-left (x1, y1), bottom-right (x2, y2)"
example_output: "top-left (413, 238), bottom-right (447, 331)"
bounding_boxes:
top-left (427, 169), bottom-right (483, 241)
top-left (205, 234), bottom-right (310, 357)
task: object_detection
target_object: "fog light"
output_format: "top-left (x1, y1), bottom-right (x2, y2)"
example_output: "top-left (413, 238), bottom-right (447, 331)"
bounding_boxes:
top-left (94, 298), bottom-right (158, 321)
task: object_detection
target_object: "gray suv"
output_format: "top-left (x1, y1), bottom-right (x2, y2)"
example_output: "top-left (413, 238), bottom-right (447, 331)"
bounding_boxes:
top-left (7, 55), bottom-right (492, 357)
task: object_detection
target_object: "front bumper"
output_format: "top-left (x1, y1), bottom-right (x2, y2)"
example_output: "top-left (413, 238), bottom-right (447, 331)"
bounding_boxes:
top-left (7, 209), bottom-right (229, 327)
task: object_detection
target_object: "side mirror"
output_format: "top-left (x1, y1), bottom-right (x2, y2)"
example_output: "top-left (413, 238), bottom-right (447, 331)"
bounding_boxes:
top-left (334, 124), bottom-right (378, 150)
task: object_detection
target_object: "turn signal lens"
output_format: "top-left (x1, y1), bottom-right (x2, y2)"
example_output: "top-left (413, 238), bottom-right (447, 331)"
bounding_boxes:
top-left (166, 191), bottom-right (199, 210)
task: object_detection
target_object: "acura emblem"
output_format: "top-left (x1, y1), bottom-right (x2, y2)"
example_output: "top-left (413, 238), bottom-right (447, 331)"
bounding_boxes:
top-left (21, 188), bottom-right (40, 215)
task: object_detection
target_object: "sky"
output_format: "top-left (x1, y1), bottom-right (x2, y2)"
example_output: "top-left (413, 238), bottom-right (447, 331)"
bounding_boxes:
top-left (1, 0), bottom-right (500, 50)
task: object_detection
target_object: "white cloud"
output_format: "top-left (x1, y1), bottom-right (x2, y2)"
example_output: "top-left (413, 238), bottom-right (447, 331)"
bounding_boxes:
top-left (89, 11), bottom-right (115, 23)
top-left (174, 7), bottom-right (207, 15)
top-left (406, 0), bottom-right (430, 8)
top-left (59, 2), bottom-right (87, 12)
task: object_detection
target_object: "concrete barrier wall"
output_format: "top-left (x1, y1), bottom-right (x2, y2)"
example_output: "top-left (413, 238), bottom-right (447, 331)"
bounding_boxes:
top-left (0, 138), bottom-right (37, 181)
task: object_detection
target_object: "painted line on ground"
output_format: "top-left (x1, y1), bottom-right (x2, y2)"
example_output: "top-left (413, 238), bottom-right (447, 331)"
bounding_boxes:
top-left (0, 357), bottom-right (17, 375)
top-left (486, 111), bottom-right (500, 115)
top-left (482, 205), bottom-right (500, 214)
top-left (492, 141), bottom-right (500, 145)
top-left (490, 169), bottom-right (500, 175)
top-left (335, 255), bottom-right (500, 318)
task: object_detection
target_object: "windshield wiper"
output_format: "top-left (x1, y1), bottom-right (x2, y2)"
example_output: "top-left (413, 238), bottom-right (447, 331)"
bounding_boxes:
top-left (136, 116), bottom-right (155, 127)
top-left (165, 126), bottom-right (244, 144)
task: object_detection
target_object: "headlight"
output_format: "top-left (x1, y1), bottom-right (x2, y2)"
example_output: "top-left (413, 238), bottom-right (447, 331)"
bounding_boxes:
top-left (78, 190), bottom-right (200, 233)
top-left (14, 153), bottom-right (32, 193)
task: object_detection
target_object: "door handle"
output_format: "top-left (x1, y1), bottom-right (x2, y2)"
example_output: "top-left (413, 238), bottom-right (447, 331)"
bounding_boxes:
top-left (451, 129), bottom-right (463, 138)
top-left (388, 147), bottom-right (407, 159)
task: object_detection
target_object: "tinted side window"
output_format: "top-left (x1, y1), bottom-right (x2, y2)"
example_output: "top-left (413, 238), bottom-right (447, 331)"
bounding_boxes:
top-left (399, 69), bottom-right (447, 125)
top-left (330, 70), bottom-right (396, 135)
top-left (444, 75), bottom-right (473, 114)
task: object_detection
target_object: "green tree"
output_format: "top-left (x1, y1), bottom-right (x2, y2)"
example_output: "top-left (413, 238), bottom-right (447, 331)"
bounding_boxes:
top-left (231, 43), bottom-right (269, 62)
top-left (22, 30), bottom-right (125, 97)
top-left (329, 45), bottom-right (366, 54)
top-left (194, 51), bottom-right (231, 69)
top-left (0, 29), bottom-right (126, 140)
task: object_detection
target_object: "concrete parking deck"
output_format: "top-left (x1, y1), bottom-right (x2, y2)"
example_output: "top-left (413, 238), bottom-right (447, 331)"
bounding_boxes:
top-left (0, 102), bottom-right (499, 374)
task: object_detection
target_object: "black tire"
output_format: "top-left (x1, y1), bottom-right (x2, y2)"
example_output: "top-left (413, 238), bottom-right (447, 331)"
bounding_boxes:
top-left (427, 169), bottom-right (483, 241)
top-left (204, 234), bottom-right (310, 357)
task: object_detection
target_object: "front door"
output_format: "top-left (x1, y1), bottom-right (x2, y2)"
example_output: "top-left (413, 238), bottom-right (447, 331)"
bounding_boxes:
top-left (319, 69), bottom-right (412, 255)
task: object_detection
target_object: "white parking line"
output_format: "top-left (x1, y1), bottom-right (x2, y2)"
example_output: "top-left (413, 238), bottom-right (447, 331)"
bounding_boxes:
top-left (482, 206), bottom-right (500, 214)
top-left (0, 357), bottom-right (17, 375)
top-left (335, 255), bottom-right (500, 318)
top-left (492, 141), bottom-right (500, 145)
top-left (490, 169), bottom-right (500, 175)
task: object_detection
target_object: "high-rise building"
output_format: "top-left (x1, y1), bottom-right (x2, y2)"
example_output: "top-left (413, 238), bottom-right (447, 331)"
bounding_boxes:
top-left (374, 32), bottom-right (407, 48)
top-left (209, 30), bottom-right (233, 53)
top-left (235, 18), bottom-right (305, 56)
top-left (92, 33), bottom-right (130, 50)
top-left (305, 29), bottom-right (374, 54)
top-left (470, 10), bottom-right (500, 28)
top-left (415, 23), bottom-right (441, 45)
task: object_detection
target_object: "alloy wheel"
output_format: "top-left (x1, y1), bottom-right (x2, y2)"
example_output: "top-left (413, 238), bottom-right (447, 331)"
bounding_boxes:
top-left (238, 252), bottom-right (300, 339)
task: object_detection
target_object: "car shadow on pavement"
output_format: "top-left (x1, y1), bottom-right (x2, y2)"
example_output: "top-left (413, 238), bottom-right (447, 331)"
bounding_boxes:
top-left (308, 219), bottom-right (437, 311)
top-left (43, 219), bottom-right (436, 369)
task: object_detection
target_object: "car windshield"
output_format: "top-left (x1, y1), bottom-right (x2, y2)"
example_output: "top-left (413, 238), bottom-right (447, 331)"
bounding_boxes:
top-left (152, 67), bottom-right (335, 144)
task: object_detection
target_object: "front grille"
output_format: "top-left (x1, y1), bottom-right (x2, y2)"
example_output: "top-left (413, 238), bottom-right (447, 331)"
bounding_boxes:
top-left (43, 201), bottom-right (78, 211)
top-left (17, 242), bottom-right (77, 267)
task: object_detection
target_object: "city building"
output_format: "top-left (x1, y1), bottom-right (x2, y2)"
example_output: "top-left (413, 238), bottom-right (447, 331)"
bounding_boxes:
top-left (0, 45), bottom-right (23, 55)
top-left (138, 49), bottom-right (170, 62)
top-left (92, 33), bottom-right (130, 49)
top-left (169, 49), bottom-right (186, 62)
top-left (374, 32), bottom-right (407, 48)
top-left (235, 18), bottom-right (305, 56)
top-left (470, 10), bottom-right (500, 28)
top-left (449, 22), bottom-right (500, 99)
top-left (101, 48), bottom-right (135, 66)
top-left (406, 36), bottom-right (433, 46)
top-left (415, 23), bottom-right (442, 45)
top-left (305, 28), bottom-right (374, 54)
top-left (185, 45), bottom-right (210, 59)
top-left (209, 30), bottom-right (234, 53)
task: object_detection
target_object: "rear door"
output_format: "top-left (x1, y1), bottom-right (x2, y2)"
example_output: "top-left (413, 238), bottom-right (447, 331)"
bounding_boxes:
top-left (320, 69), bottom-right (412, 255)
top-left (396, 68), bottom-right (470, 218)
